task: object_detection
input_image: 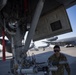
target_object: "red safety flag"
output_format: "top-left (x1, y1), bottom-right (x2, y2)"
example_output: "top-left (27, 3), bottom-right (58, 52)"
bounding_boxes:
top-left (2, 28), bottom-right (6, 61)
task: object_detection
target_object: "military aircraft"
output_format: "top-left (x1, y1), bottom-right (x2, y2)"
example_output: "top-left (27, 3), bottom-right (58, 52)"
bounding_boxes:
top-left (34, 36), bottom-right (58, 50)
top-left (31, 41), bottom-right (50, 51)
top-left (42, 36), bottom-right (76, 47)
top-left (51, 37), bottom-right (76, 46)
top-left (0, 0), bottom-right (76, 75)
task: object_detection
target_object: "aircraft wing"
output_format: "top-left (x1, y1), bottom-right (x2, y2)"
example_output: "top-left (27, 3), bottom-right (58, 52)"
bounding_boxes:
top-left (43, 37), bottom-right (76, 46)
top-left (0, 0), bottom-right (76, 41)
top-left (46, 36), bottom-right (58, 41)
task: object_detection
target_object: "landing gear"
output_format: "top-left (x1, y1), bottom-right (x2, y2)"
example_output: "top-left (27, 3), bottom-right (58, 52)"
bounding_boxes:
top-left (9, 0), bottom-right (45, 75)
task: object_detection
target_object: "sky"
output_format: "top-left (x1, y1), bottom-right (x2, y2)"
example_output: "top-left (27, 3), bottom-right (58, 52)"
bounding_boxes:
top-left (58, 5), bottom-right (76, 39)
top-left (35, 5), bottom-right (76, 46)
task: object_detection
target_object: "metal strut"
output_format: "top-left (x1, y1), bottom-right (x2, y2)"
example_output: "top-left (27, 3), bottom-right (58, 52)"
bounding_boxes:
top-left (24, 0), bottom-right (45, 52)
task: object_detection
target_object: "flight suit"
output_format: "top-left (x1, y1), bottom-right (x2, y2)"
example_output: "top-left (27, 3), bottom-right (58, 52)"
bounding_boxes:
top-left (48, 53), bottom-right (70, 75)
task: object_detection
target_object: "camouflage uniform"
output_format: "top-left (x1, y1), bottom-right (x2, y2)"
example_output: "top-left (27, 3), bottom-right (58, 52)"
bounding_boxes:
top-left (48, 53), bottom-right (70, 75)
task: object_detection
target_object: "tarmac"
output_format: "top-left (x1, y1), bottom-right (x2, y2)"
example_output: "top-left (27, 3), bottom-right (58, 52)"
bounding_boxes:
top-left (0, 46), bottom-right (76, 75)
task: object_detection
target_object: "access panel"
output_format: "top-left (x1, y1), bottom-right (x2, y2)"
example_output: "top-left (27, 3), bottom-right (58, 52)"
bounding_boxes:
top-left (33, 5), bottom-right (72, 41)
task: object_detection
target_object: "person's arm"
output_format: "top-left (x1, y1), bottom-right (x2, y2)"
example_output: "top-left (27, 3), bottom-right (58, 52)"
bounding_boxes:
top-left (63, 55), bottom-right (71, 75)
top-left (48, 56), bottom-right (54, 66)
top-left (65, 62), bottom-right (71, 75)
